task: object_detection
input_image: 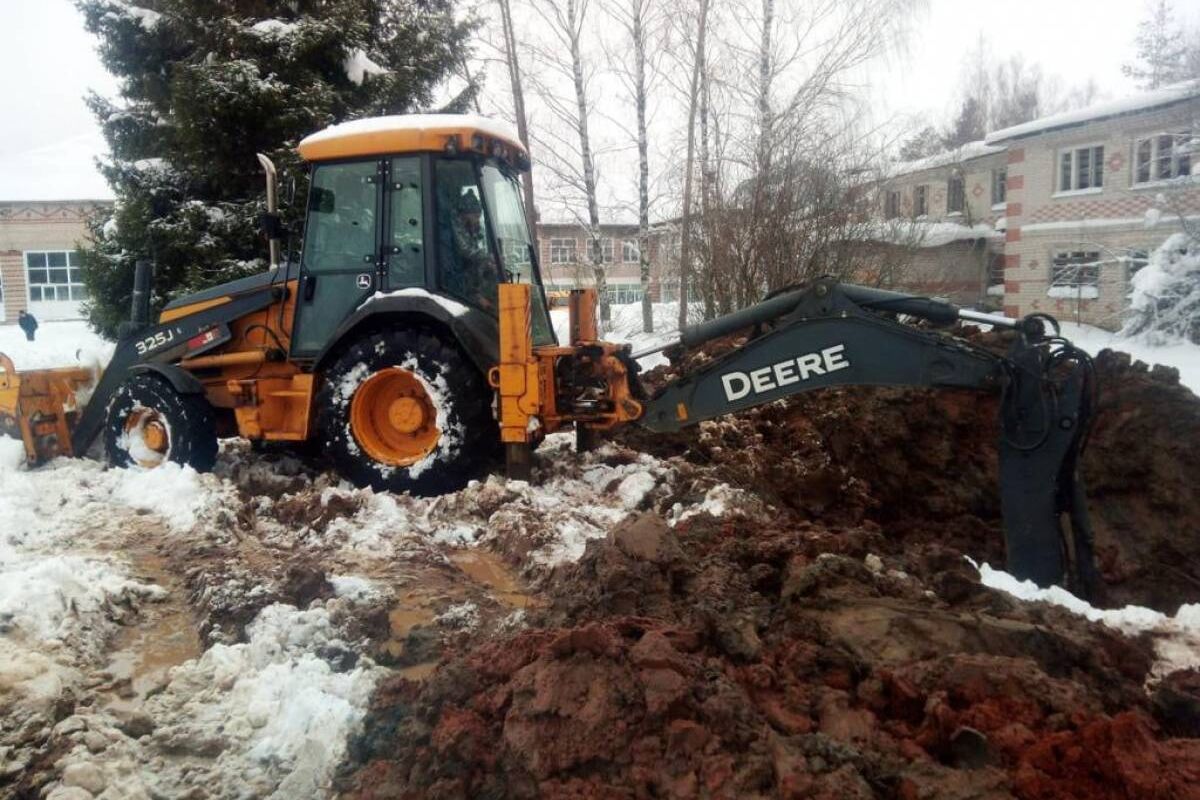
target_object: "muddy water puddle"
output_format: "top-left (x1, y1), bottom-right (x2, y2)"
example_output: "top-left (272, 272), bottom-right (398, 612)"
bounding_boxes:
top-left (383, 549), bottom-right (540, 680)
top-left (100, 548), bottom-right (202, 709)
top-left (449, 549), bottom-right (539, 609)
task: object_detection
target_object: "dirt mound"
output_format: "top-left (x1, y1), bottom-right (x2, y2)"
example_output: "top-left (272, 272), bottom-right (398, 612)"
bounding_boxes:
top-left (338, 513), bottom-right (1200, 799)
top-left (616, 333), bottom-right (1200, 613)
top-left (334, 329), bottom-right (1200, 798)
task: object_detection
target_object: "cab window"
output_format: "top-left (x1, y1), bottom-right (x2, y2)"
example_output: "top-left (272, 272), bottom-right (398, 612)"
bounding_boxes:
top-left (480, 162), bottom-right (553, 343)
top-left (435, 158), bottom-right (498, 310)
top-left (301, 161), bottom-right (378, 272)
top-left (388, 157), bottom-right (424, 287)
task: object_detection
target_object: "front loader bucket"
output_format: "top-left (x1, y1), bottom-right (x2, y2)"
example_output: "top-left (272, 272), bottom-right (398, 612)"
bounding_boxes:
top-left (0, 352), bottom-right (99, 465)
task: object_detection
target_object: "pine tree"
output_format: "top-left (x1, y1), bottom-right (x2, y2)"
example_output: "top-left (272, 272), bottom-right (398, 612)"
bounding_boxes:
top-left (897, 126), bottom-right (943, 163)
top-left (940, 96), bottom-right (986, 149)
top-left (77, 0), bottom-right (474, 337)
top-left (1123, 0), bottom-right (1187, 90)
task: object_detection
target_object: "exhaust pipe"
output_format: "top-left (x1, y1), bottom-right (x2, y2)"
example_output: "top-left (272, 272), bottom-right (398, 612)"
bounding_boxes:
top-left (257, 153), bottom-right (281, 269)
top-left (130, 259), bottom-right (153, 330)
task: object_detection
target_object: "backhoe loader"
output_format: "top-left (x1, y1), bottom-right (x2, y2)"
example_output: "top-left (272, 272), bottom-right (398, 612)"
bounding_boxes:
top-left (0, 114), bottom-right (1098, 595)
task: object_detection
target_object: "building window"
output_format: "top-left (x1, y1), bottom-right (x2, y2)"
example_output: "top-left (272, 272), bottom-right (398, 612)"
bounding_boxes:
top-left (1050, 251), bottom-right (1101, 298)
top-left (605, 283), bottom-right (644, 305)
top-left (947, 175), bottom-right (965, 214)
top-left (622, 239), bottom-right (640, 263)
top-left (991, 168), bottom-right (1007, 206)
top-left (599, 237), bottom-right (614, 263)
top-left (26, 251), bottom-right (87, 302)
top-left (1058, 145), bottom-right (1104, 192)
top-left (884, 190), bottom-right (900, 219)
top-left (1134, 132), bottom-right (1192, 184)
top-left (913, 185), bottom-right (928, 217)
top-left (549, 237), bottom-right (576, 264)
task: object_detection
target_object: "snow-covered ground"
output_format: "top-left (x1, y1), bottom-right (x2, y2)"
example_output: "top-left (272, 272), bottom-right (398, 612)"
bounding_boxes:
top-left (1057, 321), bottom-right (1200, 395)
top-left (551, 299), bottom-right (685, 370)
top-left (0, 319), bottom-right (114, 371)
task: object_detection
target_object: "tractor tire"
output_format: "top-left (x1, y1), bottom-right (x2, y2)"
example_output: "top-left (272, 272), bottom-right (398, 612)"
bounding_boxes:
top-left (104, 373), bottom-right (218, 472)
top-left (315, 328), bottom-right (499, 495)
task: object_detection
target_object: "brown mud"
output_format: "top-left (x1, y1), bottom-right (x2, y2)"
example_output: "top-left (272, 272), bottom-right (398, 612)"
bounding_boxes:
top-left (339, 330), bottom-right (1200, 800)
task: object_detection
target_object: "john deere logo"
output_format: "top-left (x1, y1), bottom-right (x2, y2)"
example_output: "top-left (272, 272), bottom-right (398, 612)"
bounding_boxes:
top-left (356, 274), bottom-right (372, 289)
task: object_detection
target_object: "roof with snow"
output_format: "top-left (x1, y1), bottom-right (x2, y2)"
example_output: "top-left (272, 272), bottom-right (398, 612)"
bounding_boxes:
top-left (297, 115), bottom-right (528, 166)
top-left (889, 140), bottom-right (1006, 179)
top-left (986, 80), bottom-right (1200, 144)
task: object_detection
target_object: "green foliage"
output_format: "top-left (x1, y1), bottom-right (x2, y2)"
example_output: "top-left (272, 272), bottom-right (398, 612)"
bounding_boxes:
top-left (78, 0), bottom-right (475, 338)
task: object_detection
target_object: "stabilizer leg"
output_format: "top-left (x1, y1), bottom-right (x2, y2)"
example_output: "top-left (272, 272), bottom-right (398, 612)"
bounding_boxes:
top-left (506, 442), bottom-right (532, 482)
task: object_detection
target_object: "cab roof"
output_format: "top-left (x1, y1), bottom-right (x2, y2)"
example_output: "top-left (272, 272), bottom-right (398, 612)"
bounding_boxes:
top-left (297, 114), bottom-right (528, 168)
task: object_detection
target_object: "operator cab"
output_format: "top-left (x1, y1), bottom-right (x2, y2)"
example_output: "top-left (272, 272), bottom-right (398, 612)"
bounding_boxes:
top-left (291, 115), bottom-right (554, 357)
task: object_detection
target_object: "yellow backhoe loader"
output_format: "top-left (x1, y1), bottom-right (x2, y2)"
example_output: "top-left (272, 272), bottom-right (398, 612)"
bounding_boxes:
top-left (0, 114), bottom-right (1100, 595)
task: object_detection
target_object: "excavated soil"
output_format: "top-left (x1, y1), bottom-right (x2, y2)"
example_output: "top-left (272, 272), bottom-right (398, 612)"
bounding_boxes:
top-left (616, 329), bottom-right (1200, 614)
top-left (338, 328), bottom-right (1200, 800)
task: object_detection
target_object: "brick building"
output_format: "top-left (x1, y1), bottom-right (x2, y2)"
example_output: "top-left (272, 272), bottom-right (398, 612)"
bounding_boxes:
top-left (0, 200), bottom-right (108, 325)
top-left (536, 222), bottom-right (680, 305)
top-left (879, 80), bottom-right (1200, 328)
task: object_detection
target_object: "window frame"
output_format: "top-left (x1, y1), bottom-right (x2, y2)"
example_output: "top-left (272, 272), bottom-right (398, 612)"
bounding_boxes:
top-left (622, 238), bottom-right (640, 263)
top-left (913, 185), bottom-right (928, 217)
top-left (549, 237), bottom-right (577, 264)
top-left (1055, 144), bottom-right (1105, 195)
top-left (1050, 250), bottom-right (1102, 288)
top-left (884, 190), bottom-right (900, 219)
top-left (991, 167), bottom-right (1007, 208)
top-left (946, 174), bottom-right (965, 215)
top-left (24, 250), bottom-right (87, 303)
top-left (1132, 131), bottom-right (1192, 186)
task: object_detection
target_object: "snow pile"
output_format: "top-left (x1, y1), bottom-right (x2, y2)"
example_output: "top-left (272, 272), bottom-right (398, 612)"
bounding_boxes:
top-left (55, 603), bottom-right (382, 800)
top-left (1121, 230), bottom-right (1200, 345)
top-left (0, 320), bottom-right (114, 371)
top-left (977, 562), bottom-right (1200, 678)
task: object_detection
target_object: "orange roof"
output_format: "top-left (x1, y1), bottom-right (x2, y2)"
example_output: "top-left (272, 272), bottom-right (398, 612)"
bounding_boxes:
top-left (297, 114), bottom-right (528, 164)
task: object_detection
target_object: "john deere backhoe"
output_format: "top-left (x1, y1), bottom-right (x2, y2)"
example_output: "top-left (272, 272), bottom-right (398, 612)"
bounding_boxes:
top-left (0, 115), bottom-right (1098, 595)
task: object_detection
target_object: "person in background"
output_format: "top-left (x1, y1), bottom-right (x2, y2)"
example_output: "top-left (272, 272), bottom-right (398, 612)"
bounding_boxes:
top-left (17, 309), bottom-right (38, 342)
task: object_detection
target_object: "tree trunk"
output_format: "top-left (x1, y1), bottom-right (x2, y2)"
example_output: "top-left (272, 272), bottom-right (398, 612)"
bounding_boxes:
top-left (567, 0), bottom-right (608, 321)
top-left (677, 0), bottom-right (710, 330)
top-left (498, 0), bottom-right (538, 245)
top-left (634, 0), bottom-right (653, 333)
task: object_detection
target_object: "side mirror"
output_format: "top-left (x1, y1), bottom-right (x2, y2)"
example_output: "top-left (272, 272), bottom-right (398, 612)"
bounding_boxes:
top-left (260, 212), bottom-right (284, 240)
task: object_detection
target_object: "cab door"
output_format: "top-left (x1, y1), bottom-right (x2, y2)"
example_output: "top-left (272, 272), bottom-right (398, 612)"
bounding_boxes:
top-left (291, 159), bottom-right (383, 358)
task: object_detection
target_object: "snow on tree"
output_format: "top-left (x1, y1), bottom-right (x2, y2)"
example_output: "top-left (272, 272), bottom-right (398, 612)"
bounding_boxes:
top-left (1122, 228), bottom-right (1200, 345)
top-left (77, 0), bottom-right (474, 337)
top-left (1122, 0), bottom-right (1189, 90)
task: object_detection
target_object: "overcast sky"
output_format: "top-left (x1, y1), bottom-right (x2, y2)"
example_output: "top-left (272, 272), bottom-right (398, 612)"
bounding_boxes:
top-left (0, 0), bottom-right (1188, 202)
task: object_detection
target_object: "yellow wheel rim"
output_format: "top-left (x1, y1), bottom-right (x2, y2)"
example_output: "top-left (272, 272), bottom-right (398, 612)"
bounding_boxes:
top-left (350, 367), bottom-right (441, 466)
top-left (124, 408), bottom-right (170, 468)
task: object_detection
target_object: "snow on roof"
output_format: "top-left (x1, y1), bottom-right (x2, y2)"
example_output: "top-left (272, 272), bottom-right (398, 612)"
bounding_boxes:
top-left (298, 114), bottom-right (525, 162)
top-left (864, 220), bottom-right (1000, 248)
top-left (889, 140), bottom-right (1006, 179)
top-left (987, 80), bottom-right (1200, 144)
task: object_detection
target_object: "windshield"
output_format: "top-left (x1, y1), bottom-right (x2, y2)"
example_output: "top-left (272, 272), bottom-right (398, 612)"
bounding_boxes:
top-left (480, 162), bottom-right (554, 344)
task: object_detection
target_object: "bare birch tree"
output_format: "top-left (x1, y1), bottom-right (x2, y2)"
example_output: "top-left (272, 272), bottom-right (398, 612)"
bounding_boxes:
top-left (527, 0), bottom-right (610, 319)
top-left (677, 0), bottom-right (710, 329)
top-left (604, 0), bottom-right (665, 332)
top-left (497, 0), bottom-right (538, 239)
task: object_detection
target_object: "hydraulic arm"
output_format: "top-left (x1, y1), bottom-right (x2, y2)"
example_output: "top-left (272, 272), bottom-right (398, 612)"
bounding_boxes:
top-left (494, 278), bottom-right (1098, 596)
